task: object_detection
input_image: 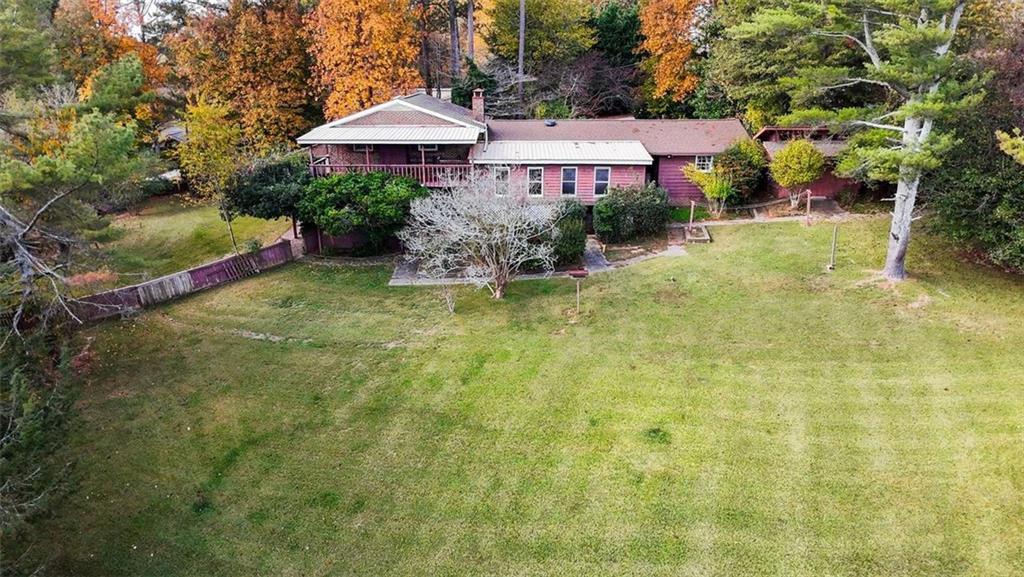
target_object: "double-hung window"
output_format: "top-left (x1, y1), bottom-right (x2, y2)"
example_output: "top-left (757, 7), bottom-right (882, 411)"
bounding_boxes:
top-left (695, 155), bottom-right (714, 172)
top-left (594, 167), bottom-right (611, 196)
top-left (561, 167), bottom-right (578, 196)
top-left (527, 167), bottom-right (544, 197)
top-left (492, 166), bottom-right (510, 195)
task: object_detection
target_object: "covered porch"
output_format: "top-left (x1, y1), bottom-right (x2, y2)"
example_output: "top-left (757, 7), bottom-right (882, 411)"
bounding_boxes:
top-left (307, 143), bottom-right (474, 187)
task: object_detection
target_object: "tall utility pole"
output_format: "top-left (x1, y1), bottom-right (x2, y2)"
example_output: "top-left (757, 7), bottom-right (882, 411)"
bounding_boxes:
top-left (466, 0), bottom-right (475, 62)
top-left (517, 0), bottom-right (525, 103)
top-left (449, 0), bottom-right (461, 81)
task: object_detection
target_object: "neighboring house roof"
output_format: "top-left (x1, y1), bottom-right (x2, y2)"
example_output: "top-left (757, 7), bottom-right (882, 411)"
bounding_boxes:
top-left (761, 140), bottom-right (847, 159)
top-left (158, 122), bottom-right (186, 143)
top-left (752, 125), bottom-right (831, 141)
top-left (486, 119), bottom-right (748, 156)
top-left (296, 93), bottom-right (485, 145)
top-left (471, 140), bottom-right (653, 165)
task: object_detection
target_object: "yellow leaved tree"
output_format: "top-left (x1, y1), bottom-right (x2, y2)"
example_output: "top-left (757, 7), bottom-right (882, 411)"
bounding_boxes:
top-left (306, 0), bottom-right (421, 118)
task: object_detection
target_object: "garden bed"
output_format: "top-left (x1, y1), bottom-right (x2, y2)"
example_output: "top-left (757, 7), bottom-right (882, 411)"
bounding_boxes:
top-left (601, 234), bottom-right (668, 262)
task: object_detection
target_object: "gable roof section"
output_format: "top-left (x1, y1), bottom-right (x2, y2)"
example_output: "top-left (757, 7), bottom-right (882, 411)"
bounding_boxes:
top-left (471, 141), bottom-right (652, 165)
top-left (345, 109), bottom-right (456, 126)
top-left (400, 93), bottom-right (483, 128)
top-left (296, 93), bottom-right (485, 145)
top-left (486, 119), bottom-right (748, 156)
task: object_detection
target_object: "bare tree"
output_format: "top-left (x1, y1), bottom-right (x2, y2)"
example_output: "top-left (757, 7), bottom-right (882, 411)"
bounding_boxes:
top-left (480, 59), bottom-right (534, 117)
top-left (554, 52), bottom-right (638, 117)
top-left (398, 171), bottom-right (564, 300)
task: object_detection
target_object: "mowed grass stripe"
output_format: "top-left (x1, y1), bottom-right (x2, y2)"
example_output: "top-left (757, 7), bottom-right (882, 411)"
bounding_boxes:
top-left (14, 217), bottom-right (1024, 576)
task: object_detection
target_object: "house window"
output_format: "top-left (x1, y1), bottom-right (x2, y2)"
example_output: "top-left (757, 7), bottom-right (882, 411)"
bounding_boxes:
top-left (594, 167), bottom-right (611, 196)
top-left (527, 167), bottom-right (544, 196)
top-left (561, 167), bottom-right (577, 196)
top-left (695, 155), bottom-right (714, 172)
top-left (417, 144), bottom-right (439, 152)
top-left (492, 166), bottom-right (510, 195)
top-left (352, 144), bottom-right (373, 153)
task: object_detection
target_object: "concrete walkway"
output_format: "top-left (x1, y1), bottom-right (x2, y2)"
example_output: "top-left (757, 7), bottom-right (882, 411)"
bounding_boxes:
top-left (582, 237), bottom-right (611, 272)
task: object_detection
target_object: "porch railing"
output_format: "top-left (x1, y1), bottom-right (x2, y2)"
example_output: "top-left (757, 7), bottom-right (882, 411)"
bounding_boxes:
top-left (310, 163), bottom-right (473, 186)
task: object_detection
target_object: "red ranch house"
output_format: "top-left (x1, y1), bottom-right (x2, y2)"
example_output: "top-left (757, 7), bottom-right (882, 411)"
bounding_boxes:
top-left (296, 89), bottom-right (750, 206)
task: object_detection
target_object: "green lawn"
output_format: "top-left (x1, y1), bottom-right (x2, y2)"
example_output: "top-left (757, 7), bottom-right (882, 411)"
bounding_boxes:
top-left (86, 196), bottom-right (289, 281)
top-left (19, 218), bottom-right (1024, 576)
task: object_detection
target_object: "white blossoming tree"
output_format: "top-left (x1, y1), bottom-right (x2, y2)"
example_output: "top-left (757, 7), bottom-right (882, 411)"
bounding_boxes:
top-left (398, 171), bottom-right (564, 301)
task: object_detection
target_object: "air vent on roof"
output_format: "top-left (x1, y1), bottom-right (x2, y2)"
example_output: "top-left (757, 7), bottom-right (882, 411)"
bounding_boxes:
top-left (544, 119), bottom-right (557, 127)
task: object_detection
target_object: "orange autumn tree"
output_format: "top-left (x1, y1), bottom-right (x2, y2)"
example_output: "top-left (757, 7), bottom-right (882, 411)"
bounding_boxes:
top-left (172, 0), bottom-right (315, 150)
top-left (53, 0), bottom-right (166, 87)
top-left (230, 1), bottom-right (314, 150)
top-left (639, 0), bottom-right (703, 103)
top-left (306, 0), bottom-right (421, 118)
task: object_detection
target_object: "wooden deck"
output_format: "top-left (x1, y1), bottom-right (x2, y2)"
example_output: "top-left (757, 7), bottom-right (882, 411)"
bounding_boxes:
top-left (310, 163), bottom-right (473, 187)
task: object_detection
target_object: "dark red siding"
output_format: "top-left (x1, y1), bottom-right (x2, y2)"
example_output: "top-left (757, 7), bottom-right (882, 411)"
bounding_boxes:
top-left (656, 156), bottom-right (704, 205)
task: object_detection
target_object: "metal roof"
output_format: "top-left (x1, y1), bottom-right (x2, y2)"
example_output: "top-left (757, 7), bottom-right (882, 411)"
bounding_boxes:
top-left (296, 125), bottom-right (482, 145)
top-left (470, 140), bottom-right (653, 165)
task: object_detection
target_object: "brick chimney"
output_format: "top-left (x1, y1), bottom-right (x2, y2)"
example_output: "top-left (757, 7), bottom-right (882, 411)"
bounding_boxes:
top-left (471, 88), bottom-right (485, 121)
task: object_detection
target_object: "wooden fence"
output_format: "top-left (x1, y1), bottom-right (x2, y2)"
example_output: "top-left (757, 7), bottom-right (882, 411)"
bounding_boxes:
top-left (78, 240), bottom-right (294, 321)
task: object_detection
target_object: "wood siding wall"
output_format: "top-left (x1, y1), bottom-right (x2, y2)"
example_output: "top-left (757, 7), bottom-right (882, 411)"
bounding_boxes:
top-left (506, 164), bottom-right (646, 205)
top-left (656, 156), bottom-right (704, 205)
top-left (770, 168), bottom-right (857, 200)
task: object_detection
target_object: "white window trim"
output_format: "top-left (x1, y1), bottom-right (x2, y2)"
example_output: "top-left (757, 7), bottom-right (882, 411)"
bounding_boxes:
top-left (594, 166), bottom-right (611, 196)
top-left (352, 143), bottom-right (374, 152)
top-left (527, 166), bottom-right (544, 196)
top-left (695, 155), bottom-right (714, 172)
top-left (561, 166), bottom-right (578, 196)
top-left (492, 166), bottom-right (511, 196)
top-left (417, 144), bottom-right (439, 152)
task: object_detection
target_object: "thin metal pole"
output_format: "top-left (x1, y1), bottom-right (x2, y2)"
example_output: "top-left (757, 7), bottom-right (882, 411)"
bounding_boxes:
top-left (576, 279), bottom-right (581, 313)
top-left (828, 224), bottom-right (838, 271)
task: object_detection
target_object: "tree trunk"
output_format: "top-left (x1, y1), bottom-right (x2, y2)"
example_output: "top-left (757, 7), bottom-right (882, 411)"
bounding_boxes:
top-left (882, 172), bottom-right (920, 280)
top-left (466, 0), bottom-right (475, 62)
top-left (882, 114), bottom-right (927, 281)
top-left (517, 0), bottom-right (525, 104)
top-left (449, 0), bottom-right (460, 81)
top-left (419, 0), bottom-right (433, 92)
top-left (222, 208), bottom-right (239, 255)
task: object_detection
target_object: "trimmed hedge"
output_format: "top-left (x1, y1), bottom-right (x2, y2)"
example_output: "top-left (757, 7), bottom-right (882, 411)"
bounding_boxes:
top-left (593, 183), bottom-right (670, 243)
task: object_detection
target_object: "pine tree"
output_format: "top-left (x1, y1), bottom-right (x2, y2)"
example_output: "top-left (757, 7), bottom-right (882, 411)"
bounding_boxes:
top-left (725, 0), bottom-right (983, 280)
